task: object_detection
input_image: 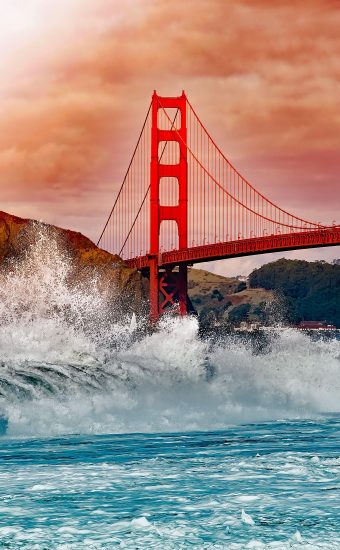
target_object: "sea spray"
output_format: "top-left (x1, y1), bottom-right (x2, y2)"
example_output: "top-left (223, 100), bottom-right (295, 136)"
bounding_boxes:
top-left (0, 229), bottom-right (339, 437)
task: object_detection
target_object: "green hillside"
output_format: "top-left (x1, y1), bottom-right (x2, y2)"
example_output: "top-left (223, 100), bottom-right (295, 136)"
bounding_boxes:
top-left (249, 259), bottom-right (340, 327)
top-left (188, 267), bottom-right (274, 325)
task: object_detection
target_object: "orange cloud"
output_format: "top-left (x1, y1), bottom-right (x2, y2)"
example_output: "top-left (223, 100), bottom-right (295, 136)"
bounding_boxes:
top-left (0, 0), bottom-right (339, 248)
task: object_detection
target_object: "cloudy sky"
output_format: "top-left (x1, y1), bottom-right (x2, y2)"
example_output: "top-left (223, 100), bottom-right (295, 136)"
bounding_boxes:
top-left (0, 0), bottom-right (339, 275)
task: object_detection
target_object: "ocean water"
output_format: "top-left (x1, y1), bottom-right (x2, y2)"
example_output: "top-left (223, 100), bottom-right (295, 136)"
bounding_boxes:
top-left (0, 419), bottom-right (340, 549)
top-left (0, 230), bottom-right (339, 548)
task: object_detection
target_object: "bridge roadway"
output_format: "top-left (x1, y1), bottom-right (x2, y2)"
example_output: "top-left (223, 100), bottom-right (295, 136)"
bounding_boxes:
top-left (125, 226), bottom-right (340, 270)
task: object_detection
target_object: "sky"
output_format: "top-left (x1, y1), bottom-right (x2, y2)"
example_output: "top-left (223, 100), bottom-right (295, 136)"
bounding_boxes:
top-left (0, 0), bottom-right (339, 275)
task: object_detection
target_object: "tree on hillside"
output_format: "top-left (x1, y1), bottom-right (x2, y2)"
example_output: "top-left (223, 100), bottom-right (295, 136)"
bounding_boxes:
top-left (228, 303), bottom-right (251, 325)
top-left (249, 259), bottom-right (340, 327)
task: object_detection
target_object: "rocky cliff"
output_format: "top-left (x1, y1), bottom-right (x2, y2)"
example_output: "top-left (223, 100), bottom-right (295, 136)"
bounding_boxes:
top-left (0, 211), bottom-right (146, 318)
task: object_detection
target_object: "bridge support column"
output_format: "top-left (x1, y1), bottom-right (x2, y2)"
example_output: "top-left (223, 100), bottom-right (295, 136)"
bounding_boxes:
top-left (178, 264), bottom-right (188, 316)
top-left (157, 264), bottom-right (188, 316)
top-left (149, 256), bottom-right (159, 323)
top-left (148, 262), bottom-right (188, 322)
top-left (149, 91), bottom-right (188, 321)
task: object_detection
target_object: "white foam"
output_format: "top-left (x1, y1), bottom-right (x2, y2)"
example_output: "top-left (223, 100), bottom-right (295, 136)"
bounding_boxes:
top-left (246, 541), bottom-right (265, 548)
top-left (241, 509), bottom-right (255, 525)
top-left (292, 530), bottom-right (303, 543)
top-left (0, 227), bottom-right (339, 437)
top-left (30, 484), bottom-right (56, 491)
top-left (0, 527), bottom-right (19, 535)
top-left (131, 517), bottom-right (151, 529)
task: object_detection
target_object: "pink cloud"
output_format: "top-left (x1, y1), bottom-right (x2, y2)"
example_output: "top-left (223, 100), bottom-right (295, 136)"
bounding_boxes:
top-left (0, 0), bottom-right (339, 253)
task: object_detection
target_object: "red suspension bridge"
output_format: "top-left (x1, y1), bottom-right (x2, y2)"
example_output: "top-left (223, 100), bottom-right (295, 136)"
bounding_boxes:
top-left (98, 92), bottom-right (340, 320)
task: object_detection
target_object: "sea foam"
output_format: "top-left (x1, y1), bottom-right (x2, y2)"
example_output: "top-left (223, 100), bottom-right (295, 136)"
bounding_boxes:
top-left (0, 228), bottom-right (339, 437)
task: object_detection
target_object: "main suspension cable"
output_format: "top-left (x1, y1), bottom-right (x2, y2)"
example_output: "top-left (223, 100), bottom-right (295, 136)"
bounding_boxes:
top-left (97, 101), bottom-right (152, 247)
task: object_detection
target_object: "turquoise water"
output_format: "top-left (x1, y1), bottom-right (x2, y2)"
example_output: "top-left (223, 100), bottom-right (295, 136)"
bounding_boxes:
top-left (1, 418), bottom-right (340, 549)
top-left (0, 234), bottom-right (339, 548)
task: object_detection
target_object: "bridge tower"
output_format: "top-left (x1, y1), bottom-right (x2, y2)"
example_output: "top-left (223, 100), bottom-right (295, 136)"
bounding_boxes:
top-left (149, 91), bottom-right (188, 321)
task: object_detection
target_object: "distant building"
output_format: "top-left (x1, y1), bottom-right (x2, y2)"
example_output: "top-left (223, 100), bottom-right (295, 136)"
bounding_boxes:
top-left (237, 321), bottom-right (261, 332)
top-left (298, 321), bottom-right (336, 330)
top-left (235, 275), bottom-right (248, 282)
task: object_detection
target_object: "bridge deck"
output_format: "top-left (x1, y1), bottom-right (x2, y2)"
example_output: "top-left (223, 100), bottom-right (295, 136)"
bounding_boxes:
top-left (125, 227), bottom-right (340, 270)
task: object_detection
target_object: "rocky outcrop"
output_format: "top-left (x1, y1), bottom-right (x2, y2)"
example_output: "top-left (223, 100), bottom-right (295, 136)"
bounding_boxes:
top-left (0, 211), bottom-right (146, 317)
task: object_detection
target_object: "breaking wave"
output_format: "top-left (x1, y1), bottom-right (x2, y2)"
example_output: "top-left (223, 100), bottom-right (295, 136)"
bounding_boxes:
top-left (0, 229), bottom-right (339, 437)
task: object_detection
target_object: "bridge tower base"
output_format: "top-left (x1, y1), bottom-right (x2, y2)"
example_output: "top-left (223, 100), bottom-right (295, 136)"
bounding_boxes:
top-left (149, 92), bottom-right (188, 321)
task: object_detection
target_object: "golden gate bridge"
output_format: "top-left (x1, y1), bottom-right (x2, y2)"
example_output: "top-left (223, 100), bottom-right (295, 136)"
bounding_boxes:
top-left (98, 92), bottom-right (340, 320)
